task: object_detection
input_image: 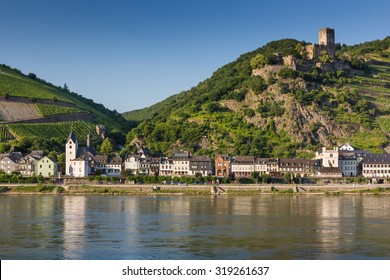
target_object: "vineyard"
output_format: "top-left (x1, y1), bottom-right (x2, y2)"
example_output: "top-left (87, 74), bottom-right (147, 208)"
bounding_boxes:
top-left (7, 121), bottom-right (95, 141)
top-left (0, 68), bottom-right (70, 102)
top-left (0, 125), bottom-right (14, 141)
top-left (35, 104), bottom-right (85, 116)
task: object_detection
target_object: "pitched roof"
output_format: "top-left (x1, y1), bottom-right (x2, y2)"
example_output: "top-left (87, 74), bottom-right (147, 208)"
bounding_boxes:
top-left (363, 154), bottom-right (390, 164)
top-left (67, 131), bottom-right (77, 144)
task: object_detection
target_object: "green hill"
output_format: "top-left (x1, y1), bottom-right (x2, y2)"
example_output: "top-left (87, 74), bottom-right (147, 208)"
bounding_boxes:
top-left (124, 37), bottom-right (390, 157)
top-left (0, 64), bottom-right (131, 146)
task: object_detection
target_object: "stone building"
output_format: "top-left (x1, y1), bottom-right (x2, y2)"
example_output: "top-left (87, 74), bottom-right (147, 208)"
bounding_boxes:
top-left (215, 154), bottom-right (231, 177)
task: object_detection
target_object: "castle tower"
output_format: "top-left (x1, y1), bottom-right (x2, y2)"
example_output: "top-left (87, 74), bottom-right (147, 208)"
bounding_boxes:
top-left (319, 28), bottom-right (335, 58)
top-left (65, 131), bottom-right (78, 176)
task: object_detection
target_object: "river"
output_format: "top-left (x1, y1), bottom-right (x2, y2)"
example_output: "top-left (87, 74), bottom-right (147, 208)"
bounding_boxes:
top-left (1, 194), bottom-right (390, 259)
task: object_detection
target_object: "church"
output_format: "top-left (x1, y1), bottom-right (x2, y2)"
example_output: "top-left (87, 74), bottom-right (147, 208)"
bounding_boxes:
top-left (65, 131), bottom-right (97, 177)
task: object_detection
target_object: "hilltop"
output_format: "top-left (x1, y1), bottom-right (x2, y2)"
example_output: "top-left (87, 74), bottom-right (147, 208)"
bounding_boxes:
top-left (123, 33), bottom-right (390, 157)
top-left (0, 64), bottom-right (131, 147)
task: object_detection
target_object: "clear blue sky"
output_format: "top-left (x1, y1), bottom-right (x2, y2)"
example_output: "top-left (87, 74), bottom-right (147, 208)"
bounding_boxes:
top-left (1, 0), bottom-right (389, 113)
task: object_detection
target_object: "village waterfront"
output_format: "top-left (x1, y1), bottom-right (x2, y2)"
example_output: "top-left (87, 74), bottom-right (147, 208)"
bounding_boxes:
top-left (2, 184), bottom-right (390, 260)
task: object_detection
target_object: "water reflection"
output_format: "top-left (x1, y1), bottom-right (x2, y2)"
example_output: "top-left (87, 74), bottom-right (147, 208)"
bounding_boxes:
top-left (1, 195), bottom-right (390, 259)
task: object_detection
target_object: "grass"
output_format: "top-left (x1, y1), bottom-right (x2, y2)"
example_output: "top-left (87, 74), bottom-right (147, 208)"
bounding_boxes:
top-left (378, 116), bottom-right (390, 133)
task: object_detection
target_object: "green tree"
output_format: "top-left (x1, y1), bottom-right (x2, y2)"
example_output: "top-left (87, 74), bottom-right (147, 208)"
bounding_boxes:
top-left (319, 51), bottom-right (333, 63)
top-left (250, 54), bottom-right (269, 69)
top-left (100, 138), bottom-right (113, 155)
top-left (57, 153), bottom-right (66, 174)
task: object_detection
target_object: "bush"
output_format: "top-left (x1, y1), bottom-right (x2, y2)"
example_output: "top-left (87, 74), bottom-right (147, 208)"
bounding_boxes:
top-left (277, 67), bottom-right (298, 79)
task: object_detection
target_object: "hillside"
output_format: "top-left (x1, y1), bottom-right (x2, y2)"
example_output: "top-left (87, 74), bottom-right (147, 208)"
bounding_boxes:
top-left (124, 36), bottom-right (390, 157)
top-left (0, 64), bottom-right (131, 143)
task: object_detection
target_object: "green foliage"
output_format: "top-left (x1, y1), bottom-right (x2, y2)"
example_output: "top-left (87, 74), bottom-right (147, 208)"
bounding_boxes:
top-left (35, 104), bottom-right (84, 116)
top-left (277, 67), bottom-right (299, 79)
top-left (319, 51), bottom-right (333, 63)
top-left (243, 108), bottom-right (255, 117)
top-left (245, 76), bottom-right (268, 93)
top-left (257, 100), bottom-right (285, 117)
top-left (250, 54), bottom-right (268, 69)
top-left (100, 138), bottom-right (113, 155)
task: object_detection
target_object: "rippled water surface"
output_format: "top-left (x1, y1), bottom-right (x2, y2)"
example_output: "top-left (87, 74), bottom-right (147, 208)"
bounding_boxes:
top-left (1, 195), bottom-right (390, 259)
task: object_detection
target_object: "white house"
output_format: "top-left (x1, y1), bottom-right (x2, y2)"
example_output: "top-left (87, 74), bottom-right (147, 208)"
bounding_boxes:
top-left (172, 151), bottom-right (190, 177)
top-left (362, 154), bottom-right (390, 178)
top-left (231, 156), bottom-right (255, 178)
top-left (69, 158), bottom-right (90, 177)
top-left (316, 147), bottom-right (339, 168)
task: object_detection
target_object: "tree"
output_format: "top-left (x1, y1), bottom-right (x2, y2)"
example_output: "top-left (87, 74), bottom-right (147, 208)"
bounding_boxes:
top-left (63, 83), bottom-right (70, 92)
top-left (57, 153), bottom-right (66, 174)
top-left (28, 73), bottom-right (37, 80)
top-left (250, 54), bottom-right (269, 69)
top-left (319, 51), bottom-right (333, 63)
top-left (100, 138), bottom-right (113, 155)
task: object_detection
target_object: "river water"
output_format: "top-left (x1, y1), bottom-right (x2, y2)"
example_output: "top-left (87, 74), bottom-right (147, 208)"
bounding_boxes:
top-left (1, 194), bottom-right (390, 260)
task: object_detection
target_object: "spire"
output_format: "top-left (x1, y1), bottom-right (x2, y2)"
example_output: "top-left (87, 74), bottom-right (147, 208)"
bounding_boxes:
top-left (67, 130), bottom-right (77, 144)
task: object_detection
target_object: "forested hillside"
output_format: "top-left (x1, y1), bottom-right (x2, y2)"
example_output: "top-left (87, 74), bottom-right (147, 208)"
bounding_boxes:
top-left (124, 37), bottom-right (390, 157)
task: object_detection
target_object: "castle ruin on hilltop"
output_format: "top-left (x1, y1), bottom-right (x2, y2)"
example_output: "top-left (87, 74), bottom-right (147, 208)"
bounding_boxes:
top-left (253, 28), bottom-right (351, 77)
top-left (283, 27), bottom-right (350, 73)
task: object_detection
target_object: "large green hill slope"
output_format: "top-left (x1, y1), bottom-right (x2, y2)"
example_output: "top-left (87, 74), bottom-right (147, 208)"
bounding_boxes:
top-left (124, 37), bottom-right (390, 157)
top-left (0, 64), bottom-right (131, 142)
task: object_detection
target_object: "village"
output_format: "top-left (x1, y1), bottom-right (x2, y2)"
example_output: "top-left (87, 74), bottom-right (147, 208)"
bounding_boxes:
top-left (0, 128), bottom-right (389, 184)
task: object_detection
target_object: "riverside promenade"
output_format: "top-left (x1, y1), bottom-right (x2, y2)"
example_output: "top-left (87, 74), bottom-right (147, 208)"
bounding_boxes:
top-left (2, 183), bottom-right (390, 195)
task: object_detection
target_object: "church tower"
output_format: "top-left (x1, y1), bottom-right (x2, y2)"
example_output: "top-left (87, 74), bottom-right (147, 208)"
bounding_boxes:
top-left (66, 131), bottom-right (78, 176)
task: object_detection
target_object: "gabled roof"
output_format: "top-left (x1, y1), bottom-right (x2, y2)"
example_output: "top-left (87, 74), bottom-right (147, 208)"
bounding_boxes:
top-left (233, 156), bottom-right (255, 164)
top-left (67, 131), bottom-right (77, 144)
top-left (77, 146), bottom-right (97, 157)
top-left (37, 156), bottom-right (57, 164)
top-left (2, 152), bottom-right (23, 163)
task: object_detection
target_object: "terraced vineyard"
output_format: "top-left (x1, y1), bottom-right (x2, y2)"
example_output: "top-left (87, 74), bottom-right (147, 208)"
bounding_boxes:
top-left (0, 125), bottom-right (14, 141)
top-left (35, 104), bottom-right (84, 116)
top-left (7, 121), bottom-right (94, 141)
top-left (0, 67), bottom-right (70, 102)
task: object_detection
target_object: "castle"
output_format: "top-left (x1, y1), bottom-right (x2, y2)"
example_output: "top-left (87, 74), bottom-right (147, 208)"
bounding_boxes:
top-left (306, 27), bottom-right (336, 60)
top-left (282, 28), bottom-right (350, 73)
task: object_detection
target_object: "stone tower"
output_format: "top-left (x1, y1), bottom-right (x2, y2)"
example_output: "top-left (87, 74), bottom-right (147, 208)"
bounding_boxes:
top-left (318, 28), bottom-right (335, 58)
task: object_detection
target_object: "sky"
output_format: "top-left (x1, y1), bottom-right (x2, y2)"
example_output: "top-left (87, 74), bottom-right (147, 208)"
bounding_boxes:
top-left (1, 0), bottom-right (389, 113)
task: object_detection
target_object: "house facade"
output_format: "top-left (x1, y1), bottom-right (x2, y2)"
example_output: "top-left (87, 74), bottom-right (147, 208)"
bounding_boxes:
top-left (172, 151), bottom-right (190, 177)
top-left (159, 157), bottom-right (174, 176)
top-left (231, 156), bottom-right (255, 178)
top-left (362, 154), bottom-right (390, 178)
top-left (338, 152), bottom-right (358, 177)
top-left (279, 158), bottom-right (320, 177)
top-left (215, 154), bottom-right (231, 177)
top-left (36, 156), bottom-right (58, 177)
top-left (189, 156), bottom-right (212, 177)
top-left (0, 152), bottom-right (23, 174)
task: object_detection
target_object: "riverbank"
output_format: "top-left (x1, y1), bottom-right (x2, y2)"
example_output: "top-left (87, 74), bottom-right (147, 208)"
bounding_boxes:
top-left (1, 183), bottom-right (390, 195)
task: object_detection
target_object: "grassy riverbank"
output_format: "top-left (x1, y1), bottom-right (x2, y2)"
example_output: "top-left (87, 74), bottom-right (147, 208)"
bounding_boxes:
top-left (1, 183), bottom-right (390, 196)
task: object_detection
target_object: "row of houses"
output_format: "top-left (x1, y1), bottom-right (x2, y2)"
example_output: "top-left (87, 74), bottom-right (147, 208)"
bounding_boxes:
top-left (0, 150), bottom-right (58, 177)
top-left (123, 143), bottom-right (390, 180)
top-left (2, 131), bottom-right (389, 180)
